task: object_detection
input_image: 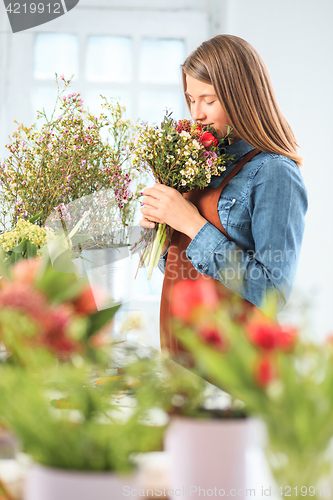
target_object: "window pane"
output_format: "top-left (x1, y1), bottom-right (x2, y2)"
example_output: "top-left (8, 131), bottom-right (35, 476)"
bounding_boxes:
top-left (137, 90), bottom-right (184, 124)
top-left (31, 87), bottom-right (59, 122)
top-left (85, 89), bottom-right (132, 143)
top-left (139, 38), bottom-right (185, 84)
top-left (85, 89), bottom-right (132, 120)
top-left (33, 34), bottom-right (79, 80)
top-left (86, 36), bottom-right (132, 83)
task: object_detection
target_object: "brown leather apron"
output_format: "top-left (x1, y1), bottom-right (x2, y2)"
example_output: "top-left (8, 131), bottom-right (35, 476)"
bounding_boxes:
top-left (160, 148), bottom-right (261, 360)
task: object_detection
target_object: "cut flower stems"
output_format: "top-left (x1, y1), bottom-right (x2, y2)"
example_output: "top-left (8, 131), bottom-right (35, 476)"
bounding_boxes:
top-left (130, 112), bottom-right (233, 279)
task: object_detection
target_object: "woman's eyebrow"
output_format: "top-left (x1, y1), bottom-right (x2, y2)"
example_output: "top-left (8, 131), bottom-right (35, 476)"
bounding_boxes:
top-left (185, 92), bottom-right (217, 98)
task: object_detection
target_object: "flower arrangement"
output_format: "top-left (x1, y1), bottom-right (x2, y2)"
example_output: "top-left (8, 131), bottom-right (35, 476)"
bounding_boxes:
top-left (0, 256), bottom-right (118, 368)
top-left (0, 75), bottom-right (143, 234)
top-left (131, 112), bottom-right (232, 279)
top-left (170, 276), bottom-right (333, 497)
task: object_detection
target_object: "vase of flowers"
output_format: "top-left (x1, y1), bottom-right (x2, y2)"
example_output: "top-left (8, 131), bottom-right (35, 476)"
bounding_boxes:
top-left (122, 350), bottom-right (250, 500)
top-left (0, 257), bottom-right (164, 500)
top-left (169, 276), bottom-right (333, 499)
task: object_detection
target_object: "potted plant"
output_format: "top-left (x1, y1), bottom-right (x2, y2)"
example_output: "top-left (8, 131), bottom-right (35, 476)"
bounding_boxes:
top-left (0, 257), bottom-right (164, 500)
top-left (120, 350), bottom-right (249, 500)
top-left (170, 276), bottom-right (333, 499)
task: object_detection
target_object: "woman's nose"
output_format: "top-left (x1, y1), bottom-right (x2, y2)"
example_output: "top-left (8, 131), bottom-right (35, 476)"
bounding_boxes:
top-left (191, 102), bottom-right (206, 122)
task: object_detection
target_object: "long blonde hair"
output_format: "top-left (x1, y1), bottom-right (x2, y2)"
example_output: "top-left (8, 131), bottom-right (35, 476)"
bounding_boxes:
top-left (182, 35), bottom-right (302, 166)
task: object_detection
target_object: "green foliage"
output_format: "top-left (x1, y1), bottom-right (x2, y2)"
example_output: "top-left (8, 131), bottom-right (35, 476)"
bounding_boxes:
top-left (0, 365), bottom-right (164, 472)
top-left (0, 218), bottom-right (53, 264)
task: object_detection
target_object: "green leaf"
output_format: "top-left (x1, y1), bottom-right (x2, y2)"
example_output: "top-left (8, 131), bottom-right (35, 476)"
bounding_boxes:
top-left (26, 241), bottom-right (38, 258)
top-left (13, 239), bottom-right (28, 254)
top-left (28, 211), bottom-right (43, 224)
top-left (86, 303), bottom-right (121, 338)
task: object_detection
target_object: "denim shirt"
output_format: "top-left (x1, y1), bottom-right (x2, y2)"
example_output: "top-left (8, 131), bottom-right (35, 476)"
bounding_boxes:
top-left (159, 140), bottom-right (308, 311)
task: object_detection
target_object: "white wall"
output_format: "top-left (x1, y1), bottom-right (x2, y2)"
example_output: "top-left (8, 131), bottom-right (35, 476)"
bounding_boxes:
top-left (221, 0), bottom-right (333, 338)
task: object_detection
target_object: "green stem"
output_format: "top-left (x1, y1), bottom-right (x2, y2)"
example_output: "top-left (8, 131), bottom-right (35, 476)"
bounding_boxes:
top-left (148, 223), bottom-right (167, 280)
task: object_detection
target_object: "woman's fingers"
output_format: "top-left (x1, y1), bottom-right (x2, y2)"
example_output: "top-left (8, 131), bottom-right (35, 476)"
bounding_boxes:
top-left (139, 219), bottom-right (155, 228)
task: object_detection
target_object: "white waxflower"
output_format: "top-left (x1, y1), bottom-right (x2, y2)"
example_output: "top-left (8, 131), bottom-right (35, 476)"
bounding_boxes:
top-left (192, 139), bottom-right (201, 150)
top-left (180, 131), bottom-right (191, 139)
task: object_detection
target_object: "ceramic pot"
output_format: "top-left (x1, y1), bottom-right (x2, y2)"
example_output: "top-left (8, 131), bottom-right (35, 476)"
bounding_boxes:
top-left (24, 464), bottom-right (137, 500)
top-left (164, 416), bottom-right (249, 500)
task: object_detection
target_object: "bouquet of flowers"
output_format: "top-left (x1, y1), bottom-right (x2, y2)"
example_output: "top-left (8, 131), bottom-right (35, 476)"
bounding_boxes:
top-left (0, 75), bottom-right (143, 233)
top-left (131, 112), bottom-right (232, 279)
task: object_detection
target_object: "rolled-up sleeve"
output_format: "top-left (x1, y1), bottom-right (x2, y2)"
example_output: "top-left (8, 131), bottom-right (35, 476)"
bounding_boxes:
top-left (186, 157), bottom-right (308, 311)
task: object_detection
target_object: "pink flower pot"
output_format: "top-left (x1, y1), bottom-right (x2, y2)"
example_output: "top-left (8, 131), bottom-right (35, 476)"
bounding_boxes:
top-left (165, 416), bottom-right (249, 500)
top-left (23, 464), bottom-right (137, 500)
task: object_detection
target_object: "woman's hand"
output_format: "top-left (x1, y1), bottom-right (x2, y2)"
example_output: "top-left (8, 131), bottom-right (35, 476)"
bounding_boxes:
top-left (139, 183), bottom-right (207, 239)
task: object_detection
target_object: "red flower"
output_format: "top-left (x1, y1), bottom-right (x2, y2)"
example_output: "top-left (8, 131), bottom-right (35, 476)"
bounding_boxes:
top-left (248, 322), bottom-right (279, 350)
top-left (255, 356), bottom-right (274, 387)
top-left (276, 327), bottom-right (297, 351)
top-left (248, 320), bottom-right (297, 352)
top-left (0, 283), bottom-right (48, 325)
top-left (201, 131), bottom-right (218, 148)
top-left (40, 306), bottom-right (80, 358)
top-left (175, 119), bottom-right (192, 134)
top-left (199, 325), bottom-right (225, 350)
top-left (72, 285), bottom-right (98, 315)
top-left (170, 276), bottom-right (220, 323)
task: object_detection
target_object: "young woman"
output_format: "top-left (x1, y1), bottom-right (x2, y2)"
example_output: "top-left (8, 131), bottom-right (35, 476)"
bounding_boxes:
top-left (139, 35), bottom-right (308, 357)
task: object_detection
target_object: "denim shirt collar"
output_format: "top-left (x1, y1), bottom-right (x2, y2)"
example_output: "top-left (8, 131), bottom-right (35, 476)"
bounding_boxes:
top-left (221, 139), bottom-right (255, 169)
top-left (208, 140), bottom-right (255, 187)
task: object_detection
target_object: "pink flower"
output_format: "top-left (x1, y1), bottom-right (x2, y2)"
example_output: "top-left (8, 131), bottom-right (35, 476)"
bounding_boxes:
top-left (11, 259), bottom-right (42, 284)
top-left (60, 74), bottom-right (65, 80)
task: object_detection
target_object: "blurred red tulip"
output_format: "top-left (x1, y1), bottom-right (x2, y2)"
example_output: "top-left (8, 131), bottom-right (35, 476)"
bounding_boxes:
top-left (255, 356), bottom-right (274, 387)
top-left (170, 276), bottom-right (220, 323)
top-left (199, 325), bottom-right (225, 350)
top-left (72, 285), bottom-right (98, 315)
top-left (248, 321), bottom-right (297, 352)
